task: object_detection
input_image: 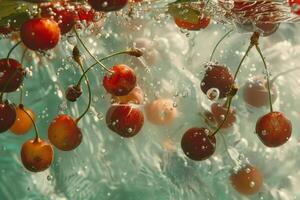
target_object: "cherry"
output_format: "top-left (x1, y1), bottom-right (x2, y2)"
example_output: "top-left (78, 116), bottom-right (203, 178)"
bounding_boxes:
top-left (181, 127), bottom-right (216, 161)
top-left (112, 85), bottom-right (144, 104)
top-left (0, 58), bottom-right (25, 93)
top-left (10, 105), bottom-right (35, 135)
top-left (256, 112), bottom-right (292, 147)
top-left (243, 76), bottom-right (278, 108)
top-left (0, 101), bottom-right (16, 133)
top-left (65, 84), bottom-right (82, 102)
top-left (210, 102), bottom-right (236, 129)
top-left (230, 165), bottom-right (263, 195)
top-left (76, 6), bottom-right (97, 24)
top-left (254, 16), bottom-right (280, 37)
top-left (174, 16), bottom-right (210, 30)
top-left (48, 114), bottom-right (82, 151)
top-left (20, 18), bottom-right (61, 51)
top-left (201, 64), bottom-right (234, 99)
top-left (106, 104), bottom-right (144, 138)
top-left (289, 0), bottom-right (300, 15)
top-left (0, 27), bottom-right (13, 35)
top-left (88, 0), bottom-right (128, 12)
top-left (103, 64), bottom-right (137, 96)
top-left (145, 98), bottom-right (177, 126)
top-left (40, 2), bottom-right (76, 34)
top-left (21, 138), bottom-right (54, 172)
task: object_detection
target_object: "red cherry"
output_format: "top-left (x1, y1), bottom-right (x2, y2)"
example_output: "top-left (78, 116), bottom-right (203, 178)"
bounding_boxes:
top-left (48, 114), bottom-right (82, 151)
top-left (254, 16), bottom-right (280, 37)
top-left (230, 165), bottom-right (263, 195)
top-left (0, 101), bottom-right (16, 133)
top-left (289, 0), bottom-right (300, 15)
top-left (106, 104), bottom-right (144, 137)
top-left (40, 2), bottom-right (76, 34)
top-left (88, 0), bottom-right (128, 12)
top-left (211, 102), bottom-right (236, 129)
top-left (21, 138), bottom-right (54, 172)
top-left (103, 64), bottom-right (137, 96)
top-left (201, 64), bottom-right (234, 99)
top-left (181, 127), bottom-right (216, 161)
top-left (256, 112), bottom-right (292, 147)
top-left (174, 16), bottom-right (210, 30)
top-left (243, 76), bottom-right (277, 108)
top-left (20, 18), bottom-right (61, 51)
top-left (76, 6), bottom-right (97, 23)
top-left (0, 58), bottom-right (24, 93)
top-left (10, 106), bottom-right (35, 135)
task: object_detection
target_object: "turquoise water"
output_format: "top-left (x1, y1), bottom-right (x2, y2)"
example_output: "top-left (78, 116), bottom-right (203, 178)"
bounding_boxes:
top-left (1, 2), bottom-right (300, 200)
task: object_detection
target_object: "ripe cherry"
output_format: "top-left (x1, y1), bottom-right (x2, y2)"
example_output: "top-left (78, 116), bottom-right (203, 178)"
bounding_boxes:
top-left (230, 165), bottom-right (263, 195)
top-left (103, 64), bottom-right (137, 96)
top-left (65, 85), bottom-right (82, 102)
top-left (0, 58), bottom-right (25, 93)
top-left (106, 104), bottom-right (144, 138)
top-left (48, 114), bottom-right (82, 151)
top-left (174, 16), bottom-right (210, 30)
top-left (243, 76), bottom-right (278, 108)
top-left (88, 0), bottom-right (128, 12)
top-left (289, 0), bottom-right (300, 15)
top-left (21, 138), bottom-right (54, 172)
top-left (201, 64), bottom-right (234, 99)
top-left (20, 18), bottom-right (61, 51)
top-left (0, 101), bottom-right (16, 133)
top-left (210, 102), bottom-right (236, 129)
top-left (10, 105), bottom-right (35, 135)
top-left (40, 2), bottom-right (76, 34)
top-left (145, 98), bottom-right (177, 126)
top-left (181, 127), bottom-right (216, 161)
top-left (112, 85), bottom-right (144, 104)
top-left (256, 112), bottom-right (292, 147)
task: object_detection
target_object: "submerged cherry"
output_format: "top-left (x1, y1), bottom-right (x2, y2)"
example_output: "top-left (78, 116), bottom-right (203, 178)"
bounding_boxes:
top-left (230, 165), bottom-right (263, 195)
top-left (88, 0), bottom-right (128, 12)
top-left (289, 0), bottom-right (300, 15)
top-left (103, 64), bottom-right (137, 96)
top-left (48, 114), bottom-right (82, 151)
top-left (0, 58), bottom-right (24, 93)
top-left (20, 18), bottom-right (61, 51)
top-left (65, 85), bottom-right (82, 102)
top-left (181, 127), bottom-right (216, 161)
top-left (201, 64), bottom-right (234, 99)
top-left (112, 85), bottom-right (144, 104)
top-left (21, 138), bottom-right (54, 172)
top-left (174, 16), bottom-right (210, 30)
top-left (0, 101), bottom-right (16, 133)
top-left (10, 105), bottom-right (35, 135)
top-left (256, 112), bottom-right (292, 147)
top-left (210, 102), bottom-right (236, 129)
top-left (106, 104), bottom-right (144, 138)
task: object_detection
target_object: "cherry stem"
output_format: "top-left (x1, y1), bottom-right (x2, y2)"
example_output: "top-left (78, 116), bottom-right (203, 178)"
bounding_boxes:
top-left (255, 44), bottom-right (273, 113)
top-left (270, 67), bottom-right (300, 86)
top-left (19, 49), bottom-right (27, 105)
top-left (209, 29), bottom-right (233, 62)
top-left (6, 41), bottom-right (22, 62)
top-left (20, 105), bottom-right (39, 141)
top-left (233, 44), bottom-right (253, 81)
top-left (76, 49), bottom-right (140, 86)
top-left (73, 28), bottom-right (113, 74)
top-left (75, 56), bottom-right (92, 123)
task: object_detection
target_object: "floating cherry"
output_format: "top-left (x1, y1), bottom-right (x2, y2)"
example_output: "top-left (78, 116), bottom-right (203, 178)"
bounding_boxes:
top-left (174, 16), bottom-right (210, 30)
top-left (88, 0), bottom-right (128, 12)
top-left (106, 104), bottom-right (144, 138)
top-left (48, 114), bottom-right (83, 151)
top-left (65, 85), bottom-right (82, 102)
top-left (10, 105), bottom-right (35, 135)
top-left (0, 101), bottom-right (16, 133)
top-left (210, 102), bottom-right (236, 129)
top-left (0, 58), bottom-right (24, 93)
top-left (20, 18), bottom-right (61, 51)
top-left (103, 64), bottom-right (137, 96)
top-left (181, 127), bottom-right (216, 161)
top-left (201, 63), bottom-right (234, 99)
top-left (230, 165), bottom-right (263, 195)
top-left (256, 112), bottom-right (292, 147)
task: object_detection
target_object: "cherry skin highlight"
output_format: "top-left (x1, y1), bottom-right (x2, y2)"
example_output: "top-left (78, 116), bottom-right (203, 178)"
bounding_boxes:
top-left (106, 104), bottom-right (144, 138)
top-left (0, 101), bottom-right (16, 133)
top-left (230, 165), bottom-right (263, 195)
top-left (10, 106), bottom-right (35, 135)
top-left (103, 64), bottom-right (137, 96)
top-left (181, 127), bottom-right (216, 161)
top-left (0, 58), bottom-right (24, 93)
top-left (21, 138), bottom-right (54, 172)
top-left (256, 112), bottom-right (292, 147)
top-left (20, 18), bottom-right (61, 51)
top-left (201, 64), bottom-right (234, 99)
top-left (48, 114), bottom-right (82, 151)
top-left (211, 102), bottom-right (236, 129)
top-left (88, 0), bottom-right (128, 12)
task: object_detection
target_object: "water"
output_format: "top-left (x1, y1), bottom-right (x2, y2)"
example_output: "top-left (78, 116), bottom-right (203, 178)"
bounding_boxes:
top-left (1, 0), bottom-right (300, 200)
